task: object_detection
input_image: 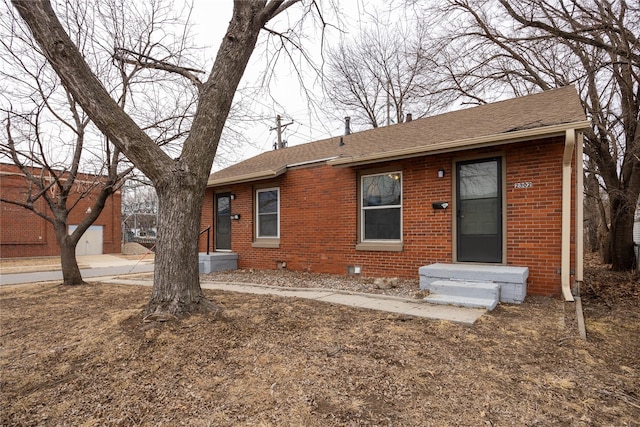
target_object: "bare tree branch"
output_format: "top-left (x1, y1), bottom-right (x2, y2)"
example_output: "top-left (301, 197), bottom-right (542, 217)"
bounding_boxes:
top-left (113, 47), bottom-right (204, 90)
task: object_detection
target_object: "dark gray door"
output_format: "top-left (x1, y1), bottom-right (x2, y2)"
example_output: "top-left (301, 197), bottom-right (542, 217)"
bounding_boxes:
top-left (456, 158), bottom-right (502, 263)
top-left (215, 193), bottom-right (231, 251)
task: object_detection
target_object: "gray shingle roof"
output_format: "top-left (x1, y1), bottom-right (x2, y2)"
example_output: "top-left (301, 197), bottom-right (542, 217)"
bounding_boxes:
top-left (208, 86), bottom-right (588, 186)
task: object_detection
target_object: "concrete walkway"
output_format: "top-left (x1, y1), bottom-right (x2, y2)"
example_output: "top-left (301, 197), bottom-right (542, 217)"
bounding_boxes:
top-left (0, 254), bottom-right (154, 286)
top-left (106, 278), bottom-right (486, 325)
top-left (2, 254), bottom-right (486, 325)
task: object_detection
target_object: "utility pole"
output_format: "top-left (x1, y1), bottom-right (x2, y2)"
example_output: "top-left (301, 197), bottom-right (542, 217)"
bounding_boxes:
top-left (271, 115), bottom-right (294, 149)
top-left (276, 115), bottom-right (283, 149)
top-left (386, 80), bottom-right (391, 127)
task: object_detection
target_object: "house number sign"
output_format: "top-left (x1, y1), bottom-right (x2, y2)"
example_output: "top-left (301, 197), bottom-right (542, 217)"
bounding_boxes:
top-left (514, 181), bottom-right (533, 189)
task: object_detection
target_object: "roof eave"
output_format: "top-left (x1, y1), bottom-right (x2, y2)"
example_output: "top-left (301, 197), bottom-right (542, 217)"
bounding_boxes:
top-left (328, 120), bottom-right (591, 168)
top-left (207, 166), bottom-right (287, 187)
top-left (207, 156), bottom-right (341, 187)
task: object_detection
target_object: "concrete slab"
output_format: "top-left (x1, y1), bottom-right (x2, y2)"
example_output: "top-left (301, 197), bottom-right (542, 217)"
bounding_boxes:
top-left (98, 279), bottom-right (487, 325)
top-left (316, 293), bottom-right (375, 308)
top-left (402, 305), bottom-right (486, 325)
top-left (200, 282), bottom-right (337, 299)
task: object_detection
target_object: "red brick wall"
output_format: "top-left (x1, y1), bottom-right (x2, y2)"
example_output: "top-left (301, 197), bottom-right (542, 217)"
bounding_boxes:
top-left (1, 164), bottom-right (122, 258)
top-left (202, 136), bottom-right (575, 296)
top-left (504, 138), bottom-right (572, 295)
top-left (200, 188), bottom-right (214, 251)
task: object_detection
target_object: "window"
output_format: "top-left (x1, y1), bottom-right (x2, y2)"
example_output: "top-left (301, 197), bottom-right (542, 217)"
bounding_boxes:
top-left (256, 187), bottom-right (279, 238)
top-left (361, 172), bottom-right (402, 241)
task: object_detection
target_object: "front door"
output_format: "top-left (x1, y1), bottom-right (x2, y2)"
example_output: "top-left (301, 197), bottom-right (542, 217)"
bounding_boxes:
top-left (456, 157), bottom-right (502, 263)
top-left (215, 193), bottom-right (231, 251)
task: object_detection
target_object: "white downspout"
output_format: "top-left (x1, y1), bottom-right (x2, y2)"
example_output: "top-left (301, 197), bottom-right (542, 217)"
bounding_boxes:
top-left (575, 132), bottom-right (584, 289)
top-left (562, 129), bottom-right (576, 302)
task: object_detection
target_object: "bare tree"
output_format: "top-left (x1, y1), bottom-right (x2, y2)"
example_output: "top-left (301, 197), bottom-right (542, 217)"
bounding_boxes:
top-left (2, 0), bottom-right (206, 285)
top-left (324, 14), bottom-right (452, 129)
top-left (11, 0), bottom-right (323, 318)
top-left (0, 1), bottom-right (132, 285)
top-left (440, 0), bottom-right (640, 270)
top-left (1, 129), bottom-right (128, 286)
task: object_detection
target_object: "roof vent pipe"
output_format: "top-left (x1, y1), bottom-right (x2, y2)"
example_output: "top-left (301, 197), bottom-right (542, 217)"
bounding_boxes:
top-left (405, 113), bottom-right (412, 123)
top-left (344, 117), bottom-right (351, 135)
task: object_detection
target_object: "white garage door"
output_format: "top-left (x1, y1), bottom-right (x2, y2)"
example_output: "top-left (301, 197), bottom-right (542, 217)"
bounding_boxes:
top-left (69, 225), bottom-right (104, 256)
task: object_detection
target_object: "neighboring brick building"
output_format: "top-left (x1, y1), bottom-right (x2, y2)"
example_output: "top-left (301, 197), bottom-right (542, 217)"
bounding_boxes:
top-left (1, 163), bottom-right (122, 258)
top-left (201, 86), bottom-right (589, 299)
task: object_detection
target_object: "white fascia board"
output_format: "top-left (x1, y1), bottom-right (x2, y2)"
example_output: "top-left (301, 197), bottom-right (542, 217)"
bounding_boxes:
top-left (286, 156), bottom-right (339, 169)
top-left (207, 166), bottom-right (287, 187)
top-left (207, 156), bottom-right (340, 187)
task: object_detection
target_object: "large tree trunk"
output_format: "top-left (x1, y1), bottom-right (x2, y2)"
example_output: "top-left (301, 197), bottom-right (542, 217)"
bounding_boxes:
top-left (12, 0), bottom-right (298, 318)
top-left (584, 170), bottom-right (605, 253)
top-left (54, 222), bottom-right (85, 286)
top-left (600, 230), bottom-right (613, 264)
top-left (609, 193), bottom-right (637, 271)
top-left (143, 166), bottom-right (219, 318)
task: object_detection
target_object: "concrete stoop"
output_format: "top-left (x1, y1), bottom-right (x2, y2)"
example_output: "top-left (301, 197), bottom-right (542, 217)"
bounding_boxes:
top-left (199, 252), bottom-right (238, 274)
top-left (423, 280), bottom-right (500, 310)
top-left (419, 263), bottom-right (529, 309)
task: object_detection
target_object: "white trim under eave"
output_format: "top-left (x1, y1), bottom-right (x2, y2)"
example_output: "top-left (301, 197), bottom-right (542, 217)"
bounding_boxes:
top-left (207, 166), bottom-right (287, 187)
top-left (206, 157), bottom-right (339, 187)
top-left (328, 120), bottom-right (591, 167)
top-left (286, 156), bottom-right (339, 169)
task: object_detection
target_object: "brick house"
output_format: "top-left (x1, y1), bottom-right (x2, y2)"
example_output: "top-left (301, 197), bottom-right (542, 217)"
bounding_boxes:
top-left (201, 86), bottom-right (589, 302)
top-left (1, 163), bottom-right (122, 258)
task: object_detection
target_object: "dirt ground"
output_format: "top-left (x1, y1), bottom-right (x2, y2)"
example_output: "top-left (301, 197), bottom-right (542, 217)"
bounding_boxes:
top-left (1, 255), bottom-right (638, 426)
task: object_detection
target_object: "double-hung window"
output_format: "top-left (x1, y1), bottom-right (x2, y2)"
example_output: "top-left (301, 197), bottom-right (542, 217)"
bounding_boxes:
top-left (256, 187), bottom-right (279, 238)
top-left (361, 172), bottom-right (402, 241)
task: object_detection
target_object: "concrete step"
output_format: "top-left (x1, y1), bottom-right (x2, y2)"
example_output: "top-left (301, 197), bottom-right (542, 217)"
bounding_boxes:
top-left (424, 294), bottom-right (498, 310)
top-left (423, 280), bottom-right (500, 310)
top-left (419, 263), bottom-right (528, 284)
top-left (199, 252), bottom-right (238, 274)
top-left (429, 280), bottom-right (499, 299)
top-left (419, 263), bottom-right (529, 303)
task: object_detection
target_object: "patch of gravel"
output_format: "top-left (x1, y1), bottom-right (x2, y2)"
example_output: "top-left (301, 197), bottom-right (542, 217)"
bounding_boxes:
top-left (122, 242), bottom-right (154, 255)
top-left (201, 269), bottom-right (426, 300)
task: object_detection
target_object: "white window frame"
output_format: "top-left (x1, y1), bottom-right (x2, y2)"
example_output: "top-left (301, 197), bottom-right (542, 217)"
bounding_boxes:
top-left (360, 171), bottom-right (403, 243)
top-left (255, 187), bottom-right (280, 239)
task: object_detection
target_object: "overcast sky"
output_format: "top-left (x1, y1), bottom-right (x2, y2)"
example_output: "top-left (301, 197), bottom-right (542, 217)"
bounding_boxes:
top-left (189, 0), bottom-right (394, 169)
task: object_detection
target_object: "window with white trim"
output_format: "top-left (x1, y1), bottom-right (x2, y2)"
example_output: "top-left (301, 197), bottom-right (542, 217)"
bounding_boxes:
top-left (256, 187), bottom-right (279, 238)
top-left (361, 172), bottom-right (402, 241)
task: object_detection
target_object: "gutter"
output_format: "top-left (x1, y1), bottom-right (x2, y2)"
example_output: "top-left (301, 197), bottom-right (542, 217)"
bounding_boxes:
top-left (574, 131), bottom-right (587, 339)
top-left (328, 121), bottom-right (591, 167)
top-left (575, 132), bottom-right (584, 289)
top-left (561, 129), bottom-right (576, 302)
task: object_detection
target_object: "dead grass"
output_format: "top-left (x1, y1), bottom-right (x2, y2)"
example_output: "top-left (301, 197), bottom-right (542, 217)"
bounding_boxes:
top-left (0, 257), bottom-right (64, 273)
top-left (1, 255), bottom-right (638, 426)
